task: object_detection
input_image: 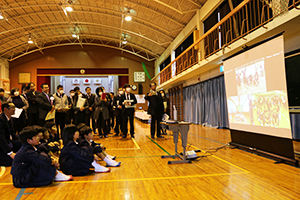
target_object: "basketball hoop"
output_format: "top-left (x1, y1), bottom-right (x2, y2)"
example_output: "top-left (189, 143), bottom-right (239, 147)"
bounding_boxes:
top-left (262, 0), bottom-right (289, 16)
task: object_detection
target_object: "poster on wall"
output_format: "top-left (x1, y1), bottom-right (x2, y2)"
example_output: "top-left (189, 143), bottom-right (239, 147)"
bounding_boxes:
top-left (72, 78), bottom-right (80, 84)
top-left (1, 79), bottom-right (10, 92)
top-left (94, 78), bottom-right (101, 85)
top-left (83, 78), bottom-right (91, 84)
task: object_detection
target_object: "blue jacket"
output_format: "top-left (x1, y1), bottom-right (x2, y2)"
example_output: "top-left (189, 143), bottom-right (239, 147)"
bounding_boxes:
top-left (10, 143), bottom-right (56, 188)
top-left (59, 141), bottom-right (94, 176)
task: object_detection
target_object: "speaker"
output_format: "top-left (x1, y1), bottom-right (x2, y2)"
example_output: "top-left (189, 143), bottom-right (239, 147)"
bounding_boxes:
top-left (138, 83), bottom-right (143, 94)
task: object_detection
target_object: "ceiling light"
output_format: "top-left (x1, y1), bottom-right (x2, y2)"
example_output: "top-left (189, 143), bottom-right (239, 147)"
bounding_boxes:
top-left (28, 39), bottom-right (33, 44)
top-left (125, 15), bottom-right (132, 21)
top-left (122, 40), bottom-right (127, 44)
top-left (72, 33), bottom-right (77, 38)
top-left (65, 6), bottom-right (73, 12)
top-left (0, 14), bottom-right (4, 20)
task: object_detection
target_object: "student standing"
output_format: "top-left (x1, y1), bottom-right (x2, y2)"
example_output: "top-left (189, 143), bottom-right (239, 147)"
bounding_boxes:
top-left (119, 85), bottom-right (137, 138)
top-left (73, 91), bottom-right (89, 126)
top-left (113, 88), bottom-right (124, 136)
top-left (85, 87), bottom-right (96, 133)
top-left (145, 82), bottom-right (164, 138)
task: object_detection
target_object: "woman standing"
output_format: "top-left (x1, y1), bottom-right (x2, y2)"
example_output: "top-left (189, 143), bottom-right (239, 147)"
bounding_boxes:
top-left (94, 87), bottom-right (110, 138)
top-left (8, 88), bottom-right (29, 134)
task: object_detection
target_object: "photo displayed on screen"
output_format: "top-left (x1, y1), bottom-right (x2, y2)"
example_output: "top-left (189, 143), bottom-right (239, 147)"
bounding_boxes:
top-left (224, 35), bottom-right (292, 139)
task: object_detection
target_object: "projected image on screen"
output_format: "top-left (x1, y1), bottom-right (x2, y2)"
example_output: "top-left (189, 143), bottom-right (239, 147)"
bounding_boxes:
top-left (224, 35), bottom-right (292, 139)
top-left (235, 60), bottom-right (267, 95)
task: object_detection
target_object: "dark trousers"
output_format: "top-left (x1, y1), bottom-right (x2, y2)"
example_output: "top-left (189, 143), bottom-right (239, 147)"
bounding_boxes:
top-left (74, 111), bottom-right (86, 126)
top-left (122, 109), bottom-right (135, 136)
top-left (28, 112), bottom-right (39, 126)
top-left (151, 112), bottom-right (162, 137)
top-left (0, 140), bottom-right (22, 166)
top-left (109, 112), bottom-right (114, 128)
top-left (114, 114), bottom-right (122, 134)
top-left (97, 113), bottom-right (108, 136)
top-left (55, 112), bottom-right (66, 139)
top-left (39, 118), bottom-right (54, 127)
top-left (85, 112), bottom-right (96, 132)
top-left (66, 109), bottom-right (74, 124)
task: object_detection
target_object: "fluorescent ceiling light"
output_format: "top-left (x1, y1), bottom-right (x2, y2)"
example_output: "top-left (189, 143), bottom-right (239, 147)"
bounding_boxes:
top-left (66, 6), bottom-right (73, 12)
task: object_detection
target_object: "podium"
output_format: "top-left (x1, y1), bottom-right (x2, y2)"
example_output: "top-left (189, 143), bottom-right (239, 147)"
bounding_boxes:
top-left (160, 121), bottom-right (192, 164)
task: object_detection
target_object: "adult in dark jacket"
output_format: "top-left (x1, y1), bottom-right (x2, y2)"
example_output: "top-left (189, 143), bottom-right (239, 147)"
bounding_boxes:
top-left (144, 82), bottom-right (164, 138)
top-left (0, 102), bottom-right (22, 166)
top-left (26, 82), bottom-right (41, 125)
top-left (94, 87), bottom-right (110, 138)
top-left (8, 88), bottom-right (29, 134)
top-left (37, 83), bottom-right (55, 127)
top-left (73, 91), bottom-right (89, 126)
top-left (113, 88), bottom-right (124, 136)
top-left (85, 87), bottom-right (96, 132)
top-left (66, 89), bottom-right (75, 124)
top-left (119, 85), bottom-right (137, 138)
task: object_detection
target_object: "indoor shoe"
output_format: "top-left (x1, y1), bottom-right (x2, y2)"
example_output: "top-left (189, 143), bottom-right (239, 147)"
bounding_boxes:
top-left (55, 171), bottom-right (73, 182)
top-left (157, 135), bottom-right (164, 138)
top-left (95, 165), bottom-right (111, 173)
top-left (99, 135), bottom-right (103, 138)
top-left (108, 155), bottom-right (116, 160)
top-left (104, 135), bottom-right (108, 138)
top-left (104, 157), bottom-right (121, 167)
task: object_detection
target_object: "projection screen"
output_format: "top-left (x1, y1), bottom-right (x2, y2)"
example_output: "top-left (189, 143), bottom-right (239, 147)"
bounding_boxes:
top-left (224, 35), bottom-right (292, 139)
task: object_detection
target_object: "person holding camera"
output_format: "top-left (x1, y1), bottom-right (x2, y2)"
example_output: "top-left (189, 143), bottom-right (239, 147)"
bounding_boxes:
top-left (144, 82), bottom-right (164, 139)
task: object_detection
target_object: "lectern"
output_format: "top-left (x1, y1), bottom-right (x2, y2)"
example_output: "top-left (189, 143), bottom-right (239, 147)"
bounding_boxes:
top-left (160, 121), bottom-right (192, 164)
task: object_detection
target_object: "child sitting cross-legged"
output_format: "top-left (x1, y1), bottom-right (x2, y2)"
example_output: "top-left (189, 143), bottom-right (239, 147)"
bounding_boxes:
top-left (78, 125), bottom-right (121, 167)
top-left (11, 126), bottom-right (72, 188)
top-left (59, 124), bottom-right (111, 176)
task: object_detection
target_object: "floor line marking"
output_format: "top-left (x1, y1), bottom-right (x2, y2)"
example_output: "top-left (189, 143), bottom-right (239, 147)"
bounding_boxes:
top-left (0, 166), bottom-right (6, 178)
top-left (131, 138), bottom-right (140, 149)
top-left (15, 188), bottom-right (33, 200)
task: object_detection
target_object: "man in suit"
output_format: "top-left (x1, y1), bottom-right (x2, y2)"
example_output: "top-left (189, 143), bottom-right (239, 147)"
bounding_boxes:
top-left (85, 87), bottom-right (96, 133)
top-left (37, 83), bottom-right (55, 127)
top-left (113, 88), bottom-right (124, 136)
top-left (0, 102), bottom-right (22, 166)
top-left (66, 89), bottom-right (75, 124)
top-left (145, 82), bottom-right (164, 138)
top-left (109, 92), bottom-right (115, 132)
top-left (119, 85), bottom-right (137, 138)
top-left (26, 82), bottom-right (41, 125)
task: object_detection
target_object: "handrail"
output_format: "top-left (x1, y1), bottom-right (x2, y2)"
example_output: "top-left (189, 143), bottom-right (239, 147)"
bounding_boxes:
top-left (152, 0), bottom-right (300, 85)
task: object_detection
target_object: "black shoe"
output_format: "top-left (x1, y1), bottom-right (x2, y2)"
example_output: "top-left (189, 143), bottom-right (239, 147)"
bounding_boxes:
top-left (131, 135), bottom-right (135, 138)
top-left (151, 136), bottom-right (155, 139)
top-left (99, 135), bottom-right (103, 138)
top-left (157, 135), bottom-right (164, 138)
top-left (122, 135), bottom-right (127, 138)
top-left (104, 135), bottom-right (108, 138)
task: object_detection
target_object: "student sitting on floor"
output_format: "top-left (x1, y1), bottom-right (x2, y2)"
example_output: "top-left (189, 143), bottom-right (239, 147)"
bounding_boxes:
top-left (11, 126), bottom-right (72, 188)
top-left (78, 125), bottom-right (121, 167)
top-left (59, 124), bottom-right (111, 176)
top-left (45, 122), bottom-right (63, 148)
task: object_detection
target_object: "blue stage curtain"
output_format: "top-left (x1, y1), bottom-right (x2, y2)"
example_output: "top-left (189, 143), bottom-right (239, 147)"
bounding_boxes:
top-left (290, 114), bottom-right (300, 140)
top-left (184, 76), bottom-right (229, 128)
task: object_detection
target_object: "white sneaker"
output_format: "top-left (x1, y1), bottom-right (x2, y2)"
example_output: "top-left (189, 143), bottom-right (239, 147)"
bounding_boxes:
top-left (95, 165), bottom-right (111, 173)
top-left (104, 156), bottom-right (121, 167)
top-left (55, 171), bottom-right (73, 182)
top-left (108, 155), bottom-right (116, 160)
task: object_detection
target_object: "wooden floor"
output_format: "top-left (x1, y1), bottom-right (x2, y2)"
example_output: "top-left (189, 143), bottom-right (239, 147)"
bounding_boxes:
top-left (1, 120), bottom-right (300, 200)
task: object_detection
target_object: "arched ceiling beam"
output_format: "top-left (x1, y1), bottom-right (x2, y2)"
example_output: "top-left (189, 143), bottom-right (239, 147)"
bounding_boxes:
top-left (1, 2), bottom-right (185, 28)
top-left (0, 33), bottom-right (161, 58)
top-left (1, 10), bottom-right (174, 39)
top-left (7, 43), bottom-right (158, 62)
top-left (0, 21), bottom-right (170, 46)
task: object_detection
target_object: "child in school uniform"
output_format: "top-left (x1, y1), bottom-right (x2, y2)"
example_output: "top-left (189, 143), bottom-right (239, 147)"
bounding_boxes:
top-left (10, 126), bottom-right (72, 188)
top-left (59, 124), bottom-right (111, 176)
top-left (78, 125), bottom-right (121, 167)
